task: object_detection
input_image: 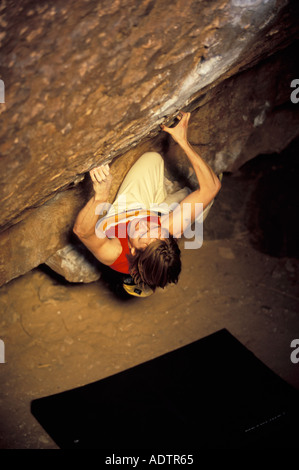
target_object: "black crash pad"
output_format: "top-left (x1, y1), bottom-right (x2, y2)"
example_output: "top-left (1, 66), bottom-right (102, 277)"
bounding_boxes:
top-left (31, 329), bottom-right (299, 449)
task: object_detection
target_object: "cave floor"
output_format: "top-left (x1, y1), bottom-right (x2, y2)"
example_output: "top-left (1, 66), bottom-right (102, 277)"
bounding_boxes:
top-left (0, 166), bottom-right (298, 449)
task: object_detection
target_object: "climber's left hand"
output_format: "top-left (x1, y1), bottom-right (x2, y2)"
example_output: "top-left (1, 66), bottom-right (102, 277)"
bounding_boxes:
top-left (161, 111), bottom-right (190, 144)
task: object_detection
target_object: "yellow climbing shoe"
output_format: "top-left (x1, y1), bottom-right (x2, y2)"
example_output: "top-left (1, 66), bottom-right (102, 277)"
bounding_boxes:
top-left (122, 278), bottom-right (154, 298)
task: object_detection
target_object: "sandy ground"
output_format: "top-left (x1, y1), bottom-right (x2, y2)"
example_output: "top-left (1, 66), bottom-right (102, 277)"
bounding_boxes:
top-left (0, 155), bottom-right (298, 449)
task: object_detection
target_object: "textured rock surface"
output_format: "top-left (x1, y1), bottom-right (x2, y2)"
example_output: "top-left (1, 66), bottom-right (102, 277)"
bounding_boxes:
top-left (1, 0), bottom-right (298, 231)
top-left (0, 0), bottom-right (299, 286)
top-left (0, 187), bottom-right (84, 286)
top-left (164, 40), bottom-right (299, 183)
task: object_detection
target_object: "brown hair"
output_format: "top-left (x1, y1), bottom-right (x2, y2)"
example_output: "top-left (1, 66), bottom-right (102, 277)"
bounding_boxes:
top-left (127, 236), bottom-right (181, 291)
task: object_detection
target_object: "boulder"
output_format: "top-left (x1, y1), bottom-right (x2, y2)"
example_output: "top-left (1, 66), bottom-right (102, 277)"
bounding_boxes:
top-left (164, 40), bottom-right (299, 184)
top-left (0, 0), bottom-right (299, 285)
top-left (0, 140), bottom-right (159, 286)
top-left (44, 243), bottom-right (102, 283)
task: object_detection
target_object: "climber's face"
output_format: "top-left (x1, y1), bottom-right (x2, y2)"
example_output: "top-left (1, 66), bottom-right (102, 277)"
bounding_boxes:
top-left (128, 218), bottom-right (167, 254)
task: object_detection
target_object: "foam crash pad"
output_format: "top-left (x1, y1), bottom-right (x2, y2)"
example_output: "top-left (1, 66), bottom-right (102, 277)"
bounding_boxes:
top-left (31, 329), bottom-right (299, 449)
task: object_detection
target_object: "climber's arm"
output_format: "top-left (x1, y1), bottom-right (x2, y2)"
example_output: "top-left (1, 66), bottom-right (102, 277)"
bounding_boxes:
top-left (73, 165), bottom-right (121, 266)
top-left (161, 111), bottom-right (221, 237)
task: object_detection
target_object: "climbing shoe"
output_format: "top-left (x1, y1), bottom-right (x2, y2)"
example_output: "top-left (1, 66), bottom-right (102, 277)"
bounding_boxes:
top-left (122, 277), bottom-right (154, 298)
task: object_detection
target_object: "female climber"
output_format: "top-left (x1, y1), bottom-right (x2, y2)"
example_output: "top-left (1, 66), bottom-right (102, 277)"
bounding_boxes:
top-left (73, 111), bottom-right (221, 297)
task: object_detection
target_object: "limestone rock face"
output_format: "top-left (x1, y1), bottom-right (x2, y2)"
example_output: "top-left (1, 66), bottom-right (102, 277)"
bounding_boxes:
top-left (0, 0), bottom-right (299, 286)
top-left (1, 0), bottom-right (298, 231)
top-left (0, 187), bottom-right (84, 286)
top-left (164, 41), bottom-right (299, 184)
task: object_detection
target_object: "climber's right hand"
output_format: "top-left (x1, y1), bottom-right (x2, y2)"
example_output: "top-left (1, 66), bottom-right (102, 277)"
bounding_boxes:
top-left (90, 164), bottom-right (112, 200)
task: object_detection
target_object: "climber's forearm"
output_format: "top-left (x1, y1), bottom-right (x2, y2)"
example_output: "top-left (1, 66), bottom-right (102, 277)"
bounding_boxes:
top-left (161, 111), bottom-right (220, 194)
top-left (73, 195), bottom-right (104, 240)
top-left (178, 138), bottom-right (221, 194)
top-left (74, 164), bottom-right (112, 240)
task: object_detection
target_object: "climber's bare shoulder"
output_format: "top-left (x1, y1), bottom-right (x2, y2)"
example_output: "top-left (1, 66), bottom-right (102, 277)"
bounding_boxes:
top-left (77, 232), bottom-right (122, 266)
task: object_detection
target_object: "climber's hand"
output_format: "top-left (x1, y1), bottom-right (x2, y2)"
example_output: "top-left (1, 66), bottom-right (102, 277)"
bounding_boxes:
top-left (90, 164), bottom-right (112, 200)
top-left (161, 111), bottom-right (190, 144)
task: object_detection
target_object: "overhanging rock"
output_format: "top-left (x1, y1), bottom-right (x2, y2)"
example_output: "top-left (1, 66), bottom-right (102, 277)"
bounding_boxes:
top-left (1, 0), bottom-right (298, 231)
top-left (0, 0), bottom-right (299, 285)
